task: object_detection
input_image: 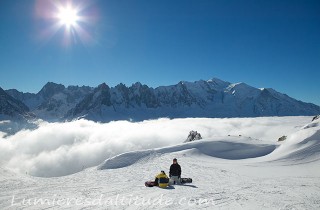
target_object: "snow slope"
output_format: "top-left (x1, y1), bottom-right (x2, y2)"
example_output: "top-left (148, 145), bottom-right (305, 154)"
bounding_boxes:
top-left (98, 137), bottom-right (276, 170)
top-left (0, 116), bottom-right (311, 177)
top-left (0, 117), bottom-right (319, 209)
top-left (265, 118), bottom-right (320, 164)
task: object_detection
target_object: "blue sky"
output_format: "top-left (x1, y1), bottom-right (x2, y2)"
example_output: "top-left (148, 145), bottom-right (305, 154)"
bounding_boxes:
top-left (0, 0), bottom-right (319, 105)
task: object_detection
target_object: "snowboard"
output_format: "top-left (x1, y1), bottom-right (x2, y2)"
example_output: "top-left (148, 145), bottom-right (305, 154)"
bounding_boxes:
top-left (145, 178), bottom-right (192, 187)
top-left (180, 178), bottom-right (192, 184)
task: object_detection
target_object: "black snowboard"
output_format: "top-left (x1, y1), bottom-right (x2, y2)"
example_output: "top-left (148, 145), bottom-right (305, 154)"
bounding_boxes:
top-left (181, 178), bottom-right (192, 184)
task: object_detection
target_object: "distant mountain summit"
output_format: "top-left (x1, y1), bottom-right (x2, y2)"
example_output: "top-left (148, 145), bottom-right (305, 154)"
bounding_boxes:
top-left (6, 82), bottom-right (92, 121)
top-left (0, 87), bottom-right (33, 120)
top-left (2, 78), bottom-right (320, 122)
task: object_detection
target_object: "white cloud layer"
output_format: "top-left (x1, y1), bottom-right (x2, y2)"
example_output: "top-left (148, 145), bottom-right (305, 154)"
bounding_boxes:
top-left (0, 117), bottom-right (310, 177)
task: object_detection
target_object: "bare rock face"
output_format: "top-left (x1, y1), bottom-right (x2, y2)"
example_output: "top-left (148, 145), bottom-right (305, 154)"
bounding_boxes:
top-left (312, 115), bottom-right (320, 122)
top-left (184, 130), bottom-right (202, 143)
top-left (278, 135), bottom-right (287, 142)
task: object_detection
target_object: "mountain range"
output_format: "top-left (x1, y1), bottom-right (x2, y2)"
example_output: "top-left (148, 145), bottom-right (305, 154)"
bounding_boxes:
top-left (1, 78), bottom-right (319, 122)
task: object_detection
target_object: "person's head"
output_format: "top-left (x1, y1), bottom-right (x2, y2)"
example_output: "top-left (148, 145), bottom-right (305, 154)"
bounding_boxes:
top-left (161, 170), bottom-right (166, 174)
top-left (173, 158), bottom-right (177, 164)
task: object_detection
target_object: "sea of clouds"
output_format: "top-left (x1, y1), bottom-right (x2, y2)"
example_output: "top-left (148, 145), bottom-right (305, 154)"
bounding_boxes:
top-left (0, 117), bottom-right (310, 177)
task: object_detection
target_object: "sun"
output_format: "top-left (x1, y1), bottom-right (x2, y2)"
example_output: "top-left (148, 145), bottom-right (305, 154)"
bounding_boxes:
top-left (36, 0), bottom-right (98, 47)
top-left (57, 5), bottom-right (79, 28)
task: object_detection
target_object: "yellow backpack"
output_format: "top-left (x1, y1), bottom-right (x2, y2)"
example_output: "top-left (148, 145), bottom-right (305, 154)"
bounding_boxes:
top-left (156, 173), bottom-right (169, 188)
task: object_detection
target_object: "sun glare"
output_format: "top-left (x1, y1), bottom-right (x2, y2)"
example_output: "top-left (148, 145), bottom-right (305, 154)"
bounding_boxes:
top-left (58, 6), bottom-right (79, 28)
top-left (36, 0), bottom-right (97, 46)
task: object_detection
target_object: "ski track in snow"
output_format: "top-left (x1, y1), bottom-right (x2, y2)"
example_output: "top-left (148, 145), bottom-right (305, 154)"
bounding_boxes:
top-left (0, 117), bottom-right (320, 209)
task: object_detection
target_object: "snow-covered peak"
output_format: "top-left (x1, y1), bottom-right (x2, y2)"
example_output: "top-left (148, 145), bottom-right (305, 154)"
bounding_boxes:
top-left (3, 78), bottom-right (320, 122)
top-left (0, 87), bottom-right (33, 120)
top-left (207, 77), bottom-right (228, 84)
top-left (37, 82), bottom-right (65, 100)
top-left (131, 82), bottom-right (143, 89)
top-left (207, 77), bottom-right (231, 88)
top-left (227, 82), bottom-right (253, 90)
top-left (225, 82), bottom-right (260, 99)
top-left (97, 83), bottom-right (109, 90)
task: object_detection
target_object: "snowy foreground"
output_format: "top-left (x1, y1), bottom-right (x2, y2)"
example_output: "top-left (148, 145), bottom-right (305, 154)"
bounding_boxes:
top-left (0, 116), bottom-right (320, 209)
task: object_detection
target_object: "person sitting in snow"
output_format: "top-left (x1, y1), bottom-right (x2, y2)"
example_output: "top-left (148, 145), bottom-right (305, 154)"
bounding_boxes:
top-left (154, 171), bottom-right (169, 188)
top-left (169, 158), bottom-right (181, 184)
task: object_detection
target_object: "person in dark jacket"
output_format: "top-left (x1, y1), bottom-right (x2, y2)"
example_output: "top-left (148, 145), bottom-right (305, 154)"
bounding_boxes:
top-left (169, 158), bottom-right (181, 184)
